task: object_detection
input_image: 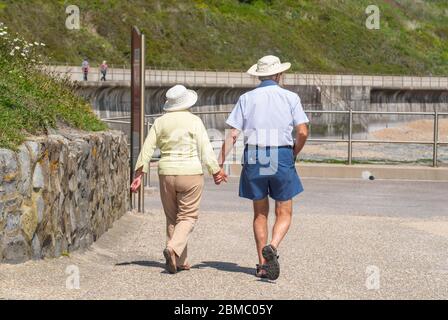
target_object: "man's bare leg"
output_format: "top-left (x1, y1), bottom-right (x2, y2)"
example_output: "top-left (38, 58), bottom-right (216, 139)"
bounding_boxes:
top-left (270, 200), bottom-right (293, 249)
top-left (253, 198), bottom-right (269, 265)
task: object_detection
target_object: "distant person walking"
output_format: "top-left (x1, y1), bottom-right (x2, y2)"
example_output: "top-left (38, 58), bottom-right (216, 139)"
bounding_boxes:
top-left (100, 60), bottom-right (108, 81)
top-left (218, 55), bottom-right (309, 280)
top-left (82, 58), bottom-right (89, 81)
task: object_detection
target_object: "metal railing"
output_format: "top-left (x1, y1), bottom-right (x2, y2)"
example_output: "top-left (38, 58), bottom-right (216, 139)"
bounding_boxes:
top-left (46, 64), bottom-right (448, 89)
top-left (101, 109), bottom-right (448, 168)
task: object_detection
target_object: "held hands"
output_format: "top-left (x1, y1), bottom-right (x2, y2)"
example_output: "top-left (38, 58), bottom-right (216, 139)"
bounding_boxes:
top-left (213, 168), bottom-right (228, 185)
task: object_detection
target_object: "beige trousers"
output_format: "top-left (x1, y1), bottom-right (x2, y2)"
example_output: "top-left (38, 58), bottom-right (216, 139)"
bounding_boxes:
top-left (159, 174), bottom-right (204, 265)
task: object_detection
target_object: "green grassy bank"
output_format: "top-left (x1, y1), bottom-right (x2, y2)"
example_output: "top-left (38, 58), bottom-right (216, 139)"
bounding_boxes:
top-left (0, 0), bottom-right (446, 75)
top-left (0, 22), bottom-right (106, 150)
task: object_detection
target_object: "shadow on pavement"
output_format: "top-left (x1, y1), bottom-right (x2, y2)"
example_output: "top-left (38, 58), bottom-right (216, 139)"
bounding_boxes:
top-left (115, 260), bottom-right (166, 269)
top-left (115, 260), bottom-right (272, 280)
top-left (192, 261), bottom-right (254, 275)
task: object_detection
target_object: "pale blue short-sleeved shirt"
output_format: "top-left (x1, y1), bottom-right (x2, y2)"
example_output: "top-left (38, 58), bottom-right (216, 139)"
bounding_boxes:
top-left (226, 80), bottom-right (309, 147)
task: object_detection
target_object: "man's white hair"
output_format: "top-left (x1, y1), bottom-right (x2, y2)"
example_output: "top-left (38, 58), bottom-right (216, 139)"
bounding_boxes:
top-left (258, 73), bottom-right (281, 81)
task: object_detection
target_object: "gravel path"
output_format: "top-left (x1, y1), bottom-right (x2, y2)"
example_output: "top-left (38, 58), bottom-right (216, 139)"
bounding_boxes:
top-left (1, 178), bottom-right (448, 299)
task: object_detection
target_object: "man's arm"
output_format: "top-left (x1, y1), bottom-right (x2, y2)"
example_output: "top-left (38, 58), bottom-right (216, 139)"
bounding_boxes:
top-left (218, 128), bottom-right (240, 167)
top-left (197, 120), bottom-right (225, 178)
top-left (293, 123), bottom-right (309, 157)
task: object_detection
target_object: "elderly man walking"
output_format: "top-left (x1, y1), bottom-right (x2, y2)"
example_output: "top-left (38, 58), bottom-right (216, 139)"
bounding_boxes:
top-left (218, 55), bottom-right (309, 280)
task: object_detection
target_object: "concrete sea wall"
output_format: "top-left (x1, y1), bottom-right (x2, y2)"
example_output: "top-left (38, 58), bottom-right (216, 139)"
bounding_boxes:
top-left (0, 130), bottom-right (130, 264)
top-left (77, 84), bottom-right (448, 138)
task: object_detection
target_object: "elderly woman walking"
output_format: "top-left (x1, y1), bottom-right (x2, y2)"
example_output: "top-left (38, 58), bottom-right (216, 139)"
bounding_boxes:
top-left (218, 55), bottom-right (309, 280)
top-left (131, 84), bottom-right (227, 274)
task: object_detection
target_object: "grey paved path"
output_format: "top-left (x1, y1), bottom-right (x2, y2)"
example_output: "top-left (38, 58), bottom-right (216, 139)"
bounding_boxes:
top-left (1, 178), bottom-right (448, 299)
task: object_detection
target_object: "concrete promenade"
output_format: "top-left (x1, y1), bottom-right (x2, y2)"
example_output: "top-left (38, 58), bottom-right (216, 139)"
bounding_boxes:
top-left (47, 65), bottom-right (448, 89)
top-left (1, 177), bottom-right (448, 299)
top-left (228, 163), bottom-right (448, 181)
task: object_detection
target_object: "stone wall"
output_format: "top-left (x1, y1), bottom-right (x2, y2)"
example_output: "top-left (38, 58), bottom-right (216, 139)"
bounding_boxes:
top-left (0, 130), bottom-right (130, 263)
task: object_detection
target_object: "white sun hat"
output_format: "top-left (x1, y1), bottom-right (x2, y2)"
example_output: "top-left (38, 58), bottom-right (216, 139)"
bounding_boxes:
top-left (163, 85), bottom-right (198, 112)
top-left (247, 55), bottom-right (291, 77)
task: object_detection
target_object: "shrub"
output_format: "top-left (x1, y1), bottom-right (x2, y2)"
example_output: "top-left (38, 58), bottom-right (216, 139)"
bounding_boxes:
top-left (0, 22), bottom-right (106, 150)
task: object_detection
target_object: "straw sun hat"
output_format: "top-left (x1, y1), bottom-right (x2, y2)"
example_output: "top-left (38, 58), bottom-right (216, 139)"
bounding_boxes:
top-left (247, 55), bottom-right (291, 77)
top-left (163, 85), bottom-right (198, 112)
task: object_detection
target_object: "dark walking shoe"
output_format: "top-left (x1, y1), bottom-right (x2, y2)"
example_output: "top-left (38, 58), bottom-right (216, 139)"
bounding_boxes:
top-left (255, 264), bottom-right (268, 279)
top-left (163, 247), bottom-right (177, 274)
top-left (262, 245), bottom-right (280, 280)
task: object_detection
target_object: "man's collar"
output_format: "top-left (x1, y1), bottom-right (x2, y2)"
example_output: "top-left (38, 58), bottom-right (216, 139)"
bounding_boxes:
top-left (258, 79), bottom-right (279, 88)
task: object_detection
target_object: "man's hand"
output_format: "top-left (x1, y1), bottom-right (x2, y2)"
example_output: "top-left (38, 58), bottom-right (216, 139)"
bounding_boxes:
top-left (293, 123), bottom-right (309, 158)
top-left (293, 145), bottom-right (299, 161)
top-left (213, 168), bottom-right (228, 185)
top-left (130, 171), bottom-right (144, 193)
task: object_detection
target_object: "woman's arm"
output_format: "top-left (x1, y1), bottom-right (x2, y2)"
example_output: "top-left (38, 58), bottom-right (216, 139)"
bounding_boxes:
top-left (134, 123), bottom-right (157, 175)
top-left (197, 121), bottom-right (227, 184)
top-left (131, 123), bottom-right (157, 193)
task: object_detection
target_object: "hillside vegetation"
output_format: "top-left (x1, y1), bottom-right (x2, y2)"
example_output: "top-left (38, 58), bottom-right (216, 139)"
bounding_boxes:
top-left (0, 0), bottom-right (446, 75)
top-left (0, 22), bottom-right (106, 150)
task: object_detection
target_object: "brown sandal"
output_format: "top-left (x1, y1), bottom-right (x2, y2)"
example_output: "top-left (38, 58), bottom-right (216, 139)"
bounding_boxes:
top-left (163, 247), bottom-right (177, 274)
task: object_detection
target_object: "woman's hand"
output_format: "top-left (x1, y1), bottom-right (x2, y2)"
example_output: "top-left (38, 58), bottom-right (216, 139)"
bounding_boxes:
top-left (130, 171), bottom-right (144, 193)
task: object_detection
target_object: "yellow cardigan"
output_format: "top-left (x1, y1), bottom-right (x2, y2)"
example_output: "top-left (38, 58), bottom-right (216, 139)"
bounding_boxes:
top-left (134, 110), bottom-right (220, 176)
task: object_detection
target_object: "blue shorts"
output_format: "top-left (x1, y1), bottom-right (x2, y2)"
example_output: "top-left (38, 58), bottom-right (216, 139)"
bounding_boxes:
top-left (239, 145), bottom-right (304, 201)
